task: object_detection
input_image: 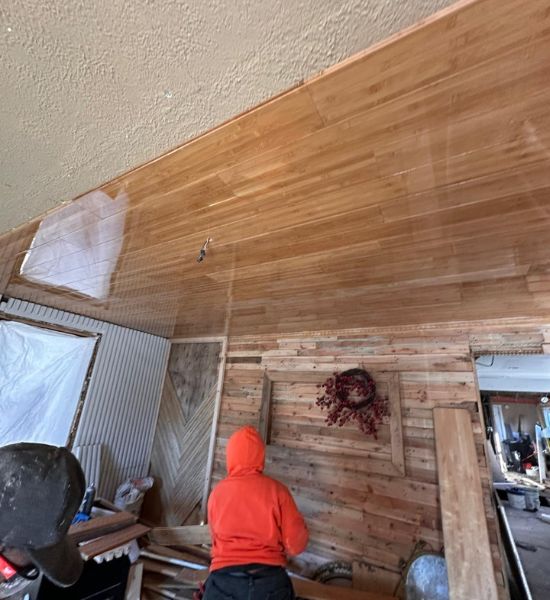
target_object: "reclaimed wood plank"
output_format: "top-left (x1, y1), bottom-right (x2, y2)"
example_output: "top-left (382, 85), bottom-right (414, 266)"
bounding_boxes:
top-left (433, 408), bottom-right (498, 600)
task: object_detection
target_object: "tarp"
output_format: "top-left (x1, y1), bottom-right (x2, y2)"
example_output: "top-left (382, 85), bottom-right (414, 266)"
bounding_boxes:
top-left (0, 320), bottom-right (97, 446)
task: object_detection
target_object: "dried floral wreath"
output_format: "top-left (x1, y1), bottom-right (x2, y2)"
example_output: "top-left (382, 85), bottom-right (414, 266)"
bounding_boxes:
top-left (316, 368), bottom-right (388, 437)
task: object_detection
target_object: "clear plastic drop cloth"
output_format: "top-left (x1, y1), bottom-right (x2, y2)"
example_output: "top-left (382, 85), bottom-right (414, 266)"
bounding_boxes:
top-left (0, 320), bottom-right (97, 446)
top-left (19, 189), bottom-right (127, 300)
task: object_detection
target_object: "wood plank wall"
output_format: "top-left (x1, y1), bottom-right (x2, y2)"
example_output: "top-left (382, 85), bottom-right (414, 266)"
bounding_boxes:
top-left (209, 325), bottom-right (550, 598)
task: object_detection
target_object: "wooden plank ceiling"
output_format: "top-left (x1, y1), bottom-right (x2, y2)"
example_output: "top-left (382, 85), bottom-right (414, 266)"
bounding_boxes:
top-left (1, 0), bottom-right (550, 338)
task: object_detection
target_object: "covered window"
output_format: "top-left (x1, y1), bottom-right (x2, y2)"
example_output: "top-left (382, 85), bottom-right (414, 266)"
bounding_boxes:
top-left (0, 320), bottom-right (97, 446)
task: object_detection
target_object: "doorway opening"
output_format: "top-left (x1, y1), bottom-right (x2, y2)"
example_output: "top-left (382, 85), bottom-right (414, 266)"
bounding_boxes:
top-left (475, 354), bottom-right (550, 600)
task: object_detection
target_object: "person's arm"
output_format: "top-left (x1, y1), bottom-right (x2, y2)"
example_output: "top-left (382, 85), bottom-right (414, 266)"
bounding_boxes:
top-left (278, 486), bottom-right (309, 556)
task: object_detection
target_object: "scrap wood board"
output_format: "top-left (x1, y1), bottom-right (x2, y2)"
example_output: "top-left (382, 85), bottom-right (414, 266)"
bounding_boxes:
top-left (124, 562), bottom-right (143, 600)
top-left (79, 524), bottom-right (150, 560)
top-left (68, 511), bottom-right (137, 543)
top-left (149, 525), bottom-right (211, 546)
top-left (291, 575), bottom-right (397, 600)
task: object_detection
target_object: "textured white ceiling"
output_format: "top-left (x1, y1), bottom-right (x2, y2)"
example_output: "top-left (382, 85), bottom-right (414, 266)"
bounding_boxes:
top-left (0, 0), bottom-right (454, 234)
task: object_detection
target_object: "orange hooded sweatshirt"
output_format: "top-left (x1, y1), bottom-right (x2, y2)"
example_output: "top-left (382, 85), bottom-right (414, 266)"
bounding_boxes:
top-left (207, 426), bottom-right (309, 571)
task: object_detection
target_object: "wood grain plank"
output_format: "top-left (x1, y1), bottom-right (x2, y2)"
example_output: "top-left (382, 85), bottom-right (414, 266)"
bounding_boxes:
top-left (149, 525), bottom-right (211, 546)
top-left (124, 562), bottom-right (144, 600)
top-left (291, 575), bottom-right (396, 600)
top-left (68, 512), bottom-right (137, 544)
top-left (388, 373), bottom-right (405, 477)
top-left (79, 524), bottom-right (150, 560)
top-left (433, 408), bottom-right (498, 600)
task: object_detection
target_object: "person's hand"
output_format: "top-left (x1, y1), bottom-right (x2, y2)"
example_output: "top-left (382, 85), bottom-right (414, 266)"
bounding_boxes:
top-left (193, 581), bottom-right (205, 599)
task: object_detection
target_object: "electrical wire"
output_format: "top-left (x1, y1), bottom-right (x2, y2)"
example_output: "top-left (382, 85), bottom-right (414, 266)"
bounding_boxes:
top-left (476, 354), bottom-right (495, 367)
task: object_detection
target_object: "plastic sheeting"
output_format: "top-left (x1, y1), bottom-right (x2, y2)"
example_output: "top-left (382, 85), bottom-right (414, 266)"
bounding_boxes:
top-left (19, 189), bottom-right (127, 299)
top-left (0, 320), bottom-right (97, 446)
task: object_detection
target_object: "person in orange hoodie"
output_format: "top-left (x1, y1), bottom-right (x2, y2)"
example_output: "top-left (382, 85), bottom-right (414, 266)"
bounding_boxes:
top-left (203, 425), bottom-right (308, 599)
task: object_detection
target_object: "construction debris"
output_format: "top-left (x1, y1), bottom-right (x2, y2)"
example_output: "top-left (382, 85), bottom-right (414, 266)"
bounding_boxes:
top-left (68, 511), bottom-right (138, 543)
top-left (137, 526), bottom-right (398, 600)
top-left (72, 515), bottom-right (398, 598)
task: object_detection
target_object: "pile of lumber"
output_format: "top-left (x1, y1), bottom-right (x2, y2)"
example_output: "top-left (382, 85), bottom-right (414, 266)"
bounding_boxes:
top-left (70, 517), bottom-right (398, 599)
top-left (137, 525), bottom-right (397, 600)
top-left (68, 510), bottom-right (150, 562)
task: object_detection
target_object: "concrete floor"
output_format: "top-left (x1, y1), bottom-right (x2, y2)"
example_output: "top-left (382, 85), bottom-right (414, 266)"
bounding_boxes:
top-left (505, 502), bottom-right (550, 600)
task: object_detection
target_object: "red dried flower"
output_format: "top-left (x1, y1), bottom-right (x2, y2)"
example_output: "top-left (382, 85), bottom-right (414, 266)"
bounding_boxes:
top-left (316, 369), bottom-right (388, 437)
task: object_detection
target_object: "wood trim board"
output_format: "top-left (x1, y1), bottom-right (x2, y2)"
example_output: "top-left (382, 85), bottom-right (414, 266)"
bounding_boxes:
top-left (433, 407), bottom-right (498, 600)
top-left (258, 371), bottom-right (274, 443)
top-left (79, 524), bottom-right (150, 560)
top-left (291, 575), bottom-right (396, 600)
top-left (201, 336), bottom-right (228, 519)
top-left (149, 525), bottom-right (211, 546)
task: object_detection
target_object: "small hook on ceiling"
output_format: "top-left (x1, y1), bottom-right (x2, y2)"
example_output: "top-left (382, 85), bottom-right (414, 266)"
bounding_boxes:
top-left (197, 238), bottom-right (212, 263)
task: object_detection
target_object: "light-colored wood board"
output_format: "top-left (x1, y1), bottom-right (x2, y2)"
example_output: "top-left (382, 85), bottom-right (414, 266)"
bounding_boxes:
top-left (433, 408), bottom-right (498, 600)
top-left (291, 575), bottom-right (396, 600)
top-left (68, 511), bottom-right (137, 543)
top-left (79, 524), bottom-right (150, 560)
top-left (125, 562), bottom-right (144, 600)
top-left (149, 525), bottom-right (211, 547)
top-left (146, 544), bottom-right (210, 567)
top-left (388, 373), bottom-right (405, 477)
top-left (201, 336), bottom-right (228, 518)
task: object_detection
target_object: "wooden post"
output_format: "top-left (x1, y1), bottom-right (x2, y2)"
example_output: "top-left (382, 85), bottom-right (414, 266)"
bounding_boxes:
top-left (433, 408), bottom-right (498, 600)
top-left (200, 337), bottom-right (228, 520)
top-left (258, 371), bottom-right (273, 444)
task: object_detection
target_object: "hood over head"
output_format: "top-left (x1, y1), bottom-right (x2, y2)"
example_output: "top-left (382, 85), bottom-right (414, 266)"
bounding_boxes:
top-left (226, 426), bottom-right (265, 476)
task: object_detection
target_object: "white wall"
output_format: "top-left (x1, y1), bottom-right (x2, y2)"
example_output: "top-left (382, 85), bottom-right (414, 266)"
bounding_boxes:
top-left (0, 297), bottom-right (170, 499)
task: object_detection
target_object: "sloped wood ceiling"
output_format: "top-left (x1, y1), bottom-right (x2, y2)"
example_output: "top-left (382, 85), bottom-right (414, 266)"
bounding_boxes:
top-left (1, 0), bottom-right (550, 337)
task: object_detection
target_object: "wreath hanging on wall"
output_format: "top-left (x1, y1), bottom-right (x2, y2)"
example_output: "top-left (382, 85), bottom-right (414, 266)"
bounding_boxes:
top-left (316, 368), bottom-right (388, 437)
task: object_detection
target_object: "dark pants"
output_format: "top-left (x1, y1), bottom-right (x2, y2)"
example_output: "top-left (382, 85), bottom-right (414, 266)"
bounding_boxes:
top-left (203, 564), bottom-right (295, 600)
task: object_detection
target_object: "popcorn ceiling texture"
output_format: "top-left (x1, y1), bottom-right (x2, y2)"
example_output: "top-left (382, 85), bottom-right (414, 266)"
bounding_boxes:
top-left (0, 0), bottom-right (454, 233)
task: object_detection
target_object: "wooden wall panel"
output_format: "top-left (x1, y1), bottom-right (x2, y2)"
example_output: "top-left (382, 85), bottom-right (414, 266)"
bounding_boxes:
top-left (1, 0), bottom-right (550, 337)
top-left (212, 329), bottom-right (512, 597)
top-left (143, 342), bottom-right (221, 525)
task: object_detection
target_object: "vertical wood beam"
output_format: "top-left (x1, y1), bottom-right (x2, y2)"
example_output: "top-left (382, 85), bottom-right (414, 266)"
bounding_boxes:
top-left (200, 337), bottom-right (228, 520)
top-left (433, 407), bottom-right (498, 600)
top-left (258, 371), bottom-right (274, 444)
top-left (388, 373), bottom-right (405, 477)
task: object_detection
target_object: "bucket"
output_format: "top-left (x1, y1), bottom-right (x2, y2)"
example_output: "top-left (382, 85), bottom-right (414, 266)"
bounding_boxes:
top-left (508, 489), bottom-right (526, 510)
top-left (524, 489), bottom-right (540, 511)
